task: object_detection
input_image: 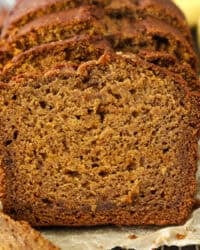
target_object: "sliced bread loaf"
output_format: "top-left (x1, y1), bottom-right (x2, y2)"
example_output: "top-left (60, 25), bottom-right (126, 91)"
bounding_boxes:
top-left (0, 53), bottom-right (199, 226)
top-left (1, 0), bottom-right (191, 43)
top-left (4, 6), bottom-right (198, 72)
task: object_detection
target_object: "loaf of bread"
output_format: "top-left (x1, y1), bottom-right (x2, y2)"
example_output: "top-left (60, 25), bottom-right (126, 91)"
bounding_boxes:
top-left (0, 212), bottom-right (59, 249)
top-left (0, 0), bottom-right (199, 228)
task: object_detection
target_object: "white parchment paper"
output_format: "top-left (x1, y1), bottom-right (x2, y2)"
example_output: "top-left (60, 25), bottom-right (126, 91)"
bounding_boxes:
top-left (41, 142), bottom-right (200, 250)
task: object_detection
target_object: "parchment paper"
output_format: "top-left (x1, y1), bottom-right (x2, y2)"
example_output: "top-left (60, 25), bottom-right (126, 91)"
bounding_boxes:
top-left (41, 141), bottom-right (200, 250)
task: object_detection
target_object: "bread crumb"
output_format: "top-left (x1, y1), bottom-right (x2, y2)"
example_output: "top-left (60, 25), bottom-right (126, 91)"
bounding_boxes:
top-left (176, 233), bottom-right (186, 240)
top-left (128, 234), bottom-right (137, 240)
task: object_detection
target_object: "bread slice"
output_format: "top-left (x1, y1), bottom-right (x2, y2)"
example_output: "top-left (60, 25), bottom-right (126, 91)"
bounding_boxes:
top-left (0, 53), bottom-right (199, 226)
top-left (4, 4), bottom-right (197, 72)
top-left (0, 212), bottom-right (59, 249)
top-left (2, 35), bottom-right (198, 92)
top-left (1, 0), bottom-right (191, 43)
top-left (8, 6), bottom-right (104, 51)
top-left (1, 35), bottom-right (111, 82)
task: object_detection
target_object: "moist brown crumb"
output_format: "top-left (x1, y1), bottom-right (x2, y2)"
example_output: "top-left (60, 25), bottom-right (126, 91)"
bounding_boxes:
top-left (0, 53), bottom-right (199, 226)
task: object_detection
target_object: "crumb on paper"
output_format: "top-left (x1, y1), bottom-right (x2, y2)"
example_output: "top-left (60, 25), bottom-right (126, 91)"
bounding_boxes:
top-left (128, 234), bottom-right (137, 240)
top-left (98, 245), bottom-right (104, 250)
top-left (176, 233), bottom-right (186, 240)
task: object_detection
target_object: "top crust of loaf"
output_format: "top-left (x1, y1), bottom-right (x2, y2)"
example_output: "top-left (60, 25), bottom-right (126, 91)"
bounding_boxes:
top-left (1, 34), bottom-right (198, 91)
top-left (11, 5), bottom-right (103, 41)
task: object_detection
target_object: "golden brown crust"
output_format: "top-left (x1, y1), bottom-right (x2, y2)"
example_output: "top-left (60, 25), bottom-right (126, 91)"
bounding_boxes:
top-left (0, 53), bottom-right (199, 226)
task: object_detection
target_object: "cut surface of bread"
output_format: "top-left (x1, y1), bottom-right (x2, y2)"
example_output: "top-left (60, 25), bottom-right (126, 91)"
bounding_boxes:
top-left (0, 212), bottom-right (59, 250)
top-left (0, 53), bottom-right (198, 226)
